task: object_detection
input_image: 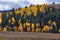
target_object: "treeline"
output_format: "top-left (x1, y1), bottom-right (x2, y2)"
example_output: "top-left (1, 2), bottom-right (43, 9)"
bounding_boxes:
top-left (0, 3), bottom-right (60, 33)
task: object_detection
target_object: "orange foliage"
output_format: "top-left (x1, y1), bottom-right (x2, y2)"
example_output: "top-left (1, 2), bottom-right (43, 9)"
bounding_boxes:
top-left (35, 28), bottom-right (41, 32)
top-left (18, 23), bottom-right (23, 32)
top-left (3, 27), bottom-right (7, 32)
top-left (27, 27), bottom-right (31, 32)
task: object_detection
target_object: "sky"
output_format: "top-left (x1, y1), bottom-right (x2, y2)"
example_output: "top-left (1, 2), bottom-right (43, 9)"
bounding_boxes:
top-left (0, 0), bottom-right (60, 10)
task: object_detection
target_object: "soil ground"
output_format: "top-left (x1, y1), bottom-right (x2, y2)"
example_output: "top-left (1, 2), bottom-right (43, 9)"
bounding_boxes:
top-left (0, 31), bottom-right (60, 40)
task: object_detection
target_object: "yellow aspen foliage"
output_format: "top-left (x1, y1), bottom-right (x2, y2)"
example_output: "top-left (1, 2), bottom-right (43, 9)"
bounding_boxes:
top-left (19, 8), bottom-right (25, 15)
top-left (53, 21), bottom-right (56, 26)
top-left (58, 29), bottom-right (60, 33)
top-left (49, 26), bottom-right (53, 30)
top-left (0, 18), bottom-right (2, 24)
top-left (41, 4), bottom-right (45, 8)
top-left (27, 22), bottom-right (31, 26)
top-left (35, 28), bottom-right (41, 32)
top-left (3, 27), bottom-right (7, 32)
top-left (33, 11), bottom-right (37, 17)
top-left (20, 8), bottom-right (25, 12)
top-left (18, 19), bottom-right (21, 24)
top-left (8, 19), bottom-right (11, 23)
top-left (26, 21), bottom-right (28, 26)
top-left (10, 12), bottom-right (12, 15)
top-left (26, 21), bottom-right (30, 26)
top-left (48, 20), bottom-right (52, 25)
top-left (11, 22), bottom-right (14, 25)
top-left (36, 23), bottom-right (40, 27)
top-left (41, 4), bottom-right (48, 12)
top-left (20, 11), bottom-right (23, 14)
top-left (18, 23), bottom-right (23, 32)
top-left (25, 7), bottom-right (31, 16)
top-left (11, 17), bottom-right (15, 24)
top-left (30, 6), bottom-right (38, 12)
top-left (31, 23), bottom-right (35, 32)
top-left (15, 9), bottom-right (20, 15)
top-left (39, 6), bottom-right (45, 13)
top-left (23, 23), bottom-right (26, 28)
top-left (20, 11), bottom-right (24, 16)
top-left (0, 12), bottom-right (2, 17)
top-left (43, 25), bottom-right (50, 32)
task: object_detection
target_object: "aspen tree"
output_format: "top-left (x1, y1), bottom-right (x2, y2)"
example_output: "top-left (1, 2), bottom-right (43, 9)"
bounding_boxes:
top-left (18, 23), bottom-right (23, 32)
top-left (26, 21), bottom-right (31, 32)
top-left (35, 23), bottom-right (41, 32)
top-left (31, 23), bottom-right (35, 32)
top-left (43, 25), bottom-right (50, 32)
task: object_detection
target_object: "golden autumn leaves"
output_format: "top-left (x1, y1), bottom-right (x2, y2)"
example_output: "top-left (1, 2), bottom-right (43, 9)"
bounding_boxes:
top-left (14, 4), bottom-right (49, 17)
top-left (0, 20), bottom-right (57, 32)
top-left (0, 12), bottom-right (2, 24)
top-left (0, 4), bottom-right (58, 33)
